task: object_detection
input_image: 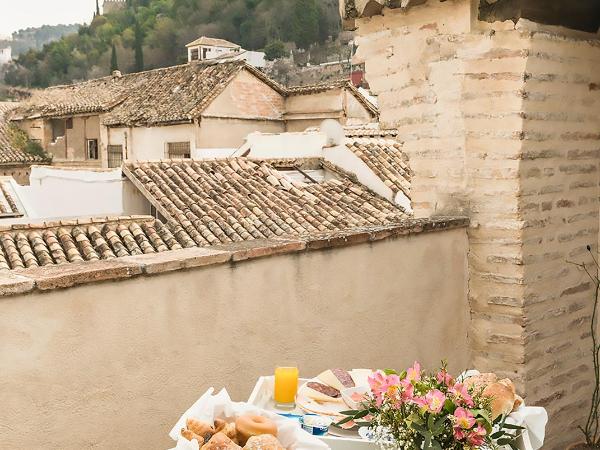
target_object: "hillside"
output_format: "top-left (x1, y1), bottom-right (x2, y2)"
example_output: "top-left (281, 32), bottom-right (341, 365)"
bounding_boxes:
top-left (0, 24), bottom-right (81, 57)
top-left (4, 0), bottom-right (341, 88)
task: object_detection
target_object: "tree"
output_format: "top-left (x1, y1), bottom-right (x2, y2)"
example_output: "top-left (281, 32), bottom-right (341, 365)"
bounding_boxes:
top-left (96, 0), bottom-right (100, 16)
top-left (110, 42), bottom-right (119, 71)
top-left (133, 19), bottom-right (144, 72)
top-left (290, 0), bottom-right (320, 49)
top-left (264, 40), bottom-right (287, 61)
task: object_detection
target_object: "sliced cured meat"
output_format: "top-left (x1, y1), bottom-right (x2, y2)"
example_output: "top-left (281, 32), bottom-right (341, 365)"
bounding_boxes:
top-left (307, 381), bottom-right (341, 398)
top-left (332, 368), bottom-right (355, 388)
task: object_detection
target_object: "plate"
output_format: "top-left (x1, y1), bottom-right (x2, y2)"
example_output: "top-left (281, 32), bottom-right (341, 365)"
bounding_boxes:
top-left (296, 369), bottom-right (374, 419)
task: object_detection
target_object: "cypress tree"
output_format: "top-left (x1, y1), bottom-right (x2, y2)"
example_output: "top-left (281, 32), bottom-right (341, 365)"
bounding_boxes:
top-left (134, 20), bottom-right (144, 72)
top-left (96, 0), bottom-right (100, 16)
top-left (110, 42), bottom-right (119, 72)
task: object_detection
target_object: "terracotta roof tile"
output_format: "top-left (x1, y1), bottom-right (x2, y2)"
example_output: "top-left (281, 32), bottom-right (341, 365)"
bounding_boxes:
top-left (0, 216), bottom-right (188, 271)
top-left (0, 102), bottom-right (46, 164)
top-left (346, 137), bottom-right (412, 198)
top-left (123, 158), bottom-right (408, 247)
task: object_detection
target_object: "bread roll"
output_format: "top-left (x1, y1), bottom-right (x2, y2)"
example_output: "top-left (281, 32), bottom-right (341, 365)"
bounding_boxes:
top-left (483, 382), bottom-right (516, 420)
top-left (464, 373), bottom-right (498, 393)
top-left (187, 418), bottom-right (216, 440)
top-left (235, 415), bottom-right (278, 446)
top-left (214, 418), bottom-right (227, 432)
top-left (243, 434), bottom-right (285, 450)
top-left (201, 432), bottom-right (242, 450)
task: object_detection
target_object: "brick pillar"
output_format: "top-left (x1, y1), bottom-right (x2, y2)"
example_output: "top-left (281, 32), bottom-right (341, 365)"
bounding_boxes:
top-left (347, 0), bottom-right (600, 447)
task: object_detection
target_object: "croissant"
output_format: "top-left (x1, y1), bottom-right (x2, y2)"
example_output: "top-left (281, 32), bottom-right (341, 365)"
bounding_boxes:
top-left (214, 418), bottom-right (227, 432)
top-left (187, 418), bottom-right (216, 440)
top-left (181, 428), bottom-right (205, 446)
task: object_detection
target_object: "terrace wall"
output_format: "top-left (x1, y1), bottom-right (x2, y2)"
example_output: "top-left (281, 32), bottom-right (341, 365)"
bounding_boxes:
top-left (0, 222), bottom-right (468, 450)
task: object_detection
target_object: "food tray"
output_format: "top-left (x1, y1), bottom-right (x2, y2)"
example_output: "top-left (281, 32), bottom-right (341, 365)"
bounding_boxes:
top-left (248, 376), bottom-right (376, 450)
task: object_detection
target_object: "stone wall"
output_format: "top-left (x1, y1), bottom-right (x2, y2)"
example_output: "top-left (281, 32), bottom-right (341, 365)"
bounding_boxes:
top-left (349, 0), bottom-right (600, 447)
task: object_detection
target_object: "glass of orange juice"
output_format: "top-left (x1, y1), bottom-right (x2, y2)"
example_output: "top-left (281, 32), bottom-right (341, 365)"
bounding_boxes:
top-left (274, 366), bottom-right (299, 408)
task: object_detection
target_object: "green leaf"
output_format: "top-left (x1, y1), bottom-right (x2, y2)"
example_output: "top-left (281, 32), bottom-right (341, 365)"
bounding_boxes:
top-left (491, 430), bottom-right (505, 439)
top-left (354, 409), bottom-right (370, 419)
top-left (339, 410), bottom-right (359, 416)
top-left (336, 416), bottom-right (355, 426)
top-left (503, 423), bottom-right (526, 430)
top-left (497, 438), bottom-right (515, 445)
top-left (443, 399), bottom-right (456, 414)
top-left (383, 368), bottom-right (398, 375)
top-left (432, 417), bottom-right (446, 436)
top-left (399, 370), bottom-right (408, 379)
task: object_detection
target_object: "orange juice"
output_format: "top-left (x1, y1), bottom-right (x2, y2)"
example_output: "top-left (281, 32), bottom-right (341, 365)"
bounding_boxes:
top-left (274, 366), bottom-right (299, 406)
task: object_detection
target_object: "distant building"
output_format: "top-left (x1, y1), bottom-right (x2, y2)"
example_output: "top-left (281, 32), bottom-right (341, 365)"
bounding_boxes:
top-left (186, 36), bottom-right (266, 68)
top-left (0, 46), bottom-right (11, 66)
top-left (103, 0), bottom-right (126, 14)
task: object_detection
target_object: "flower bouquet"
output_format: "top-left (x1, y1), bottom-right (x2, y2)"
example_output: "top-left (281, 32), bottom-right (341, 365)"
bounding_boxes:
top-left (338, 362), bottom-right (523, 450)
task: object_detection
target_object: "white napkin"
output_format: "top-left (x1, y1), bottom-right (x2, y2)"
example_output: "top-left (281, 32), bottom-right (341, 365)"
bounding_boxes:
top-left (168, 388), bottom-right (330, 450)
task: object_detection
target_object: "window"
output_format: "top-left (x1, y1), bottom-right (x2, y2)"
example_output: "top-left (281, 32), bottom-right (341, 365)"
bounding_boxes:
top-left (107, 145), bottom-right (123, 168)
top-left (190, 48), bottom-right (199, 61)
top-left (87, 139), bottom-right (99, 160)
top-left (202, 48), bottom-right (208, 60)
top-left (65, 118), bottom-right (73, 129)
top-left (166, 141), bottom-right (191, 159)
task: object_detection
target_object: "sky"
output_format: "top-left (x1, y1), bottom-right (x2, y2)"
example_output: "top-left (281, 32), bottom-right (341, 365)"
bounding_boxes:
top-left (0, 0), bottom-right (96, 37)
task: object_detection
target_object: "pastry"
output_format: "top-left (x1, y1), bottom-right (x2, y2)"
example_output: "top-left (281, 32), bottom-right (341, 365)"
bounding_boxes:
top-left (235, 414), bottom-right (278, 446)
top-left (220, 423), bottom-right (238, 443)
top-left (187, 418), bottom-right (216, 441)
top-left (482, 382), bottom-right (517, 420)
top-left (464, 373), bottom-right (498, 393)
top-left (214, 418), bottom-right (227, 432)
top-left (243, 434), bottom-right (285, 450)
top-left (181, 428), bottom-right (205, 446)
top-left (201, 432), bottom-right (241, 450)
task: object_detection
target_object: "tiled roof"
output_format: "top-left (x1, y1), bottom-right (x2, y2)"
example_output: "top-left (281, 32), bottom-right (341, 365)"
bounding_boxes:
top-left (344, 126), bottom-right (398, 138)
top-left (12, 61), bottom-right (285, 126)
top-left (186, 36), bottom-right (241, 48)
top-left (11, 78), bottom-right (135, 120)
top-left (0, 216), bottom-right (186, 270)
top-left (103, 61), bottom-right (249, 127)
top-left (346, 137), bottom-right (411, 198)
top-left (0, 177), bottom-right (25, 218)
top-left (123, 158), bottom-right (409, 247)
top-left (0, 102), bottom-right (46, 164)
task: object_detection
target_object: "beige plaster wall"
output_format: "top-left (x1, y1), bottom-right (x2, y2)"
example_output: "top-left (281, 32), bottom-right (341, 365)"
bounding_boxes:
top-left (0, 228), bottom-right (469, 450)
top-left (203, 70), bottom-right (285, 120)
top-left (196, 116), bottom-right (284, 149)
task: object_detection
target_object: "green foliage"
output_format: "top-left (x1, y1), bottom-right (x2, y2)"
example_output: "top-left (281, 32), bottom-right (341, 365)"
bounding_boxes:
top-left (264, 40), bottom-right (287, 61)
top-left (6, 124), bottom-right (49, 160)
top-left (110, 42), bottom-right (119, 71)
top-left (4, 0), bottom-right (341, 88)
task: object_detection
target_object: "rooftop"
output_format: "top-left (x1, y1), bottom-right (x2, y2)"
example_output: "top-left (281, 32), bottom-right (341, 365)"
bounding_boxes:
top-left (346, 137), bottom-right (411, 198)
top-left (12, 61), bottom-right (285, 126)
top-left (186, 36), bottom-right (241, 49)
top-left (123, 158), bottom-right (409, 247)
top-left (0, 216), bottom-right (184, 270)
top-left (0, 102), bottom-right (47, 165)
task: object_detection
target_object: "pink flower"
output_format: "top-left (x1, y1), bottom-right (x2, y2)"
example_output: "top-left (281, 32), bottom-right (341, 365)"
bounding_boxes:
top-left (400, 379), bottom-right (415, 402)
top-left (467, 423), bottom-right (487, 447)
top-left (406, 361), bottom-right (421, 382)
top-left (452, 407), bottom-right (476, 429)
top-left (425, 389), bottom-right (446, 414)
top-left (436, 369), bottom-right (454, 387)
top-left (412, 389), bottom-right (446, 414)
top-left (368, 372), bottom-right (400, 406)
top-left (449, 382), bottom-right (475, 407)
